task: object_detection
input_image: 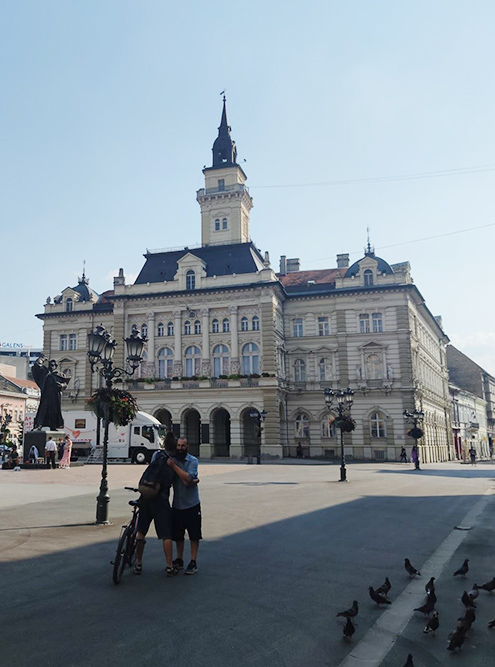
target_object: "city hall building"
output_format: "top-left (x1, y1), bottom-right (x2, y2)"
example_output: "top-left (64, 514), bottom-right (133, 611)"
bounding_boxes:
top-left (37, 100), bottom-right (452, 463)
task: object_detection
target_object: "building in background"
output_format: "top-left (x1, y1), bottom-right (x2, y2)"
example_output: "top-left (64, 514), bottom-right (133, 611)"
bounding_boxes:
top-left (0, 364), bottom-right (40, 445)
top-left (35, 100), bottom-right (452, 463)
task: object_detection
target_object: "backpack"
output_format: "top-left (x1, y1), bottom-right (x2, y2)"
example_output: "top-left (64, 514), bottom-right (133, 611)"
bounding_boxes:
top-left (138, 451), bottom-right (168, 500)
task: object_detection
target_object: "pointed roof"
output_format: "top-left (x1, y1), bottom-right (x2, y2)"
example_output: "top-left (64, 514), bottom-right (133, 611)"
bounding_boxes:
top-left (211, 96), bottom-right (238, 168)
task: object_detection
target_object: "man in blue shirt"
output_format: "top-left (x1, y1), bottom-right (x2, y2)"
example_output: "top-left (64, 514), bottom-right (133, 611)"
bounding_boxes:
top-left (171, 438), bottom-right (201, 575)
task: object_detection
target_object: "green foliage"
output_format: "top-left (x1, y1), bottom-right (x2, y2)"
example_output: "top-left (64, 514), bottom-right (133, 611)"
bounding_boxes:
top-left (87, 388), bottom-right (138, 426)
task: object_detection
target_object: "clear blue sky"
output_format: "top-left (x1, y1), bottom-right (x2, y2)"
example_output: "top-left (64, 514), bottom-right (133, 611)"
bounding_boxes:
top-left (1, 1), bottom-right (494, 371)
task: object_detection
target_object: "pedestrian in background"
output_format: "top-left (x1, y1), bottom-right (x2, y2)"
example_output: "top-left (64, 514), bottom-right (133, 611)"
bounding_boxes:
top-left (59, 435), bottom-right (72, 469)
top-left (400, 446), bottom-right (407, 463)
top-left (57, 438), bottom-right (64, 461)
top-left (29, 444), bottom-right (39, 464)
top-left (411, 444), bottom-right (420, 470)
top-left (45, 437), bottom-right (57, 469)
top-left (469, 445), bottom-right (477, 466)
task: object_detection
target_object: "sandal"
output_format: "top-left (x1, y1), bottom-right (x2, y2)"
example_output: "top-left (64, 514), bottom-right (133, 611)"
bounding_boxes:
top-left (166, 566), bottom-right (179, 577)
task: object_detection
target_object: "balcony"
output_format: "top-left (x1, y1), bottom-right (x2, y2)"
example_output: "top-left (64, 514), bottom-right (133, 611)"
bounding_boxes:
top-left (197, 183), bottom-right (249, 197)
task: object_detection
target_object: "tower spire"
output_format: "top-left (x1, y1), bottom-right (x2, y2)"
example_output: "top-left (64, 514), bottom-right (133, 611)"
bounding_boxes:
top-left (365, 227), bottom-right (375, 257)
top-left (211, 96), bottom-right (237, 168)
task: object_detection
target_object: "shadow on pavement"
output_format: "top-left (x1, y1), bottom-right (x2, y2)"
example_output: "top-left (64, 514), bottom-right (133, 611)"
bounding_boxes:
top-left (378, 466), bottom-right (495, 480)
top-left (0, 488), bottom-right (490, 667)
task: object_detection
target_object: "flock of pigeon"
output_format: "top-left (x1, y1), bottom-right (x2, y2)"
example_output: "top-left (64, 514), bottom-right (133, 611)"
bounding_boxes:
top-left (335, 556), bottom-right (495, 665)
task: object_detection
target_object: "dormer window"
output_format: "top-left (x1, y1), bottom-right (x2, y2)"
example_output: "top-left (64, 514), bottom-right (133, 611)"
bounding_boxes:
top-left (66, 298), bottom-right (73, 312)
top-left (218, 179), bottom-right (225, 191)
top-left (364, 269), bottom-right (374, 286)
top-left (186, 270), bottom-right (195, 291)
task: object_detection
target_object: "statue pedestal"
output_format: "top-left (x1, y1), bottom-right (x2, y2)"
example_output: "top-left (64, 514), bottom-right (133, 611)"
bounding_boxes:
top-left (23, 430), bottom-right (64, 462)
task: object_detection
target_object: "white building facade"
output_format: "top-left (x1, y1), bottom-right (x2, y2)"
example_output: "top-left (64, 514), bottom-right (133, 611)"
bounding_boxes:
top-left (37, 100), bottom-right (452, 463)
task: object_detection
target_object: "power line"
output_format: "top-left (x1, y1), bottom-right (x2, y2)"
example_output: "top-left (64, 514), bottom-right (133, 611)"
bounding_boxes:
top-left (251, 164), bottom-right (495, 190)
top-left (305, 221), bottom-right (495, 264)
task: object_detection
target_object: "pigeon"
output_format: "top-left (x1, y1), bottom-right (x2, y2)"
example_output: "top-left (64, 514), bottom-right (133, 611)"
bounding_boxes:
top-left (414, 594), bottom-right (436, 615)
top-left (376, 576), bottom-right (391, 597)
top-left (461, 590), bottom-right (476, 609)
top-left (454, 559), bottom-right (469, 577)
top-left (425, 577), bottom-right (436, 594)
top-left (369, 587), bottom-right (392, 606)
top-left (447, 626), bottom-right (466, 652)
top-left (343, 617), bottom-right (355, 640)
top-left (457, 608), bottom-right (476, 631)
top-left (423, 610), bottom-right (439, 635)
top-left (488, 619), bottom-right (495, 629)
top-left (336, 600), bottom-right (358, 618)
top-left (474, 577), bottom-right (495, 593)
top-left (402, 655), bottom-right (414, 667)
top-left (404, 558), bottom-right (421, 577)
top-left (467, 587), bottom-right (479, 602)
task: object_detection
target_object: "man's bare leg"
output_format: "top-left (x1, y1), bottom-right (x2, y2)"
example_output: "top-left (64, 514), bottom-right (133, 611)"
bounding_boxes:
top-left (191, 540), bottom-right (199, 561)
top-left (175, 540), bottom-right (185, 561)
top-left (163, 538), bottom-right (174, 568)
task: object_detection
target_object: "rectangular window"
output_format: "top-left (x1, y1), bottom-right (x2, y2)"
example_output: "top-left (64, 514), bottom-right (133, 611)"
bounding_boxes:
top-left (318, 317), bottom-right (329, 336)
top-left (75, 419), bottom-right (86, 429)
top-left (218, 179), bottom-right (225, 191)
top-left (60, 334), bottom-right (68, 351)
top-left (292, 318), bottom-right (303, 337)
top-left (359, 314), bottom-right (370, 334)
top-left (69, 333), bottom-right (77, 350)
top-left (372, 313), bottom-right (383, 333)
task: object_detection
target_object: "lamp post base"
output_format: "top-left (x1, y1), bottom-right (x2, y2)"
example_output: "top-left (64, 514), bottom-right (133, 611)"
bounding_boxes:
top-left (339, 465), bottom-right (347, 482)
top-left (95, 484), bottom-right (110, 525)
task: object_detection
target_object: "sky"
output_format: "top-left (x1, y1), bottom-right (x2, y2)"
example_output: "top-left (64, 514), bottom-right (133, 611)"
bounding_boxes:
top-left (1, 1), bottom-right (494, 372)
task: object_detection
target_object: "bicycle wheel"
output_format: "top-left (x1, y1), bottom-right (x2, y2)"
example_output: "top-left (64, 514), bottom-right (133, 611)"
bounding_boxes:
top-left (112, 527), bottom-right (132, 585)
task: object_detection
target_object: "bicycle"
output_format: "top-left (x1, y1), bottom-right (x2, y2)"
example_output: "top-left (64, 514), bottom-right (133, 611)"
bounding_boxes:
top-left (111, 487), bottom-right (140, 585)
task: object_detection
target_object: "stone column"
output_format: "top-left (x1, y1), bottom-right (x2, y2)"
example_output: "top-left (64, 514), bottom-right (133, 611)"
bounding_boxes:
top-left (173, 309), bottom-right (182, 377)
top-left (260, 389), bottom-right (283, 459)
top-left (229, 417), bottom-right (243, 459)
top-left (201, 308), bottom-right (210, 376)
top-left (146, 311), bottom-right (156, 377)
top-left (230, 305), bottom-right (239, 373)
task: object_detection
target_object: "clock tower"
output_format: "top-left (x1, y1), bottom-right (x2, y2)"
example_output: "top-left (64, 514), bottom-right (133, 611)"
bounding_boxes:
top-left (197, 97), bottom-right (253, 246)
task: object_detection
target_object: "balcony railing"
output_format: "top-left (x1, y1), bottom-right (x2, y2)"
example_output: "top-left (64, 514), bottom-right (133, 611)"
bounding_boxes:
top-left (197, 183), bottom-right (249, 196)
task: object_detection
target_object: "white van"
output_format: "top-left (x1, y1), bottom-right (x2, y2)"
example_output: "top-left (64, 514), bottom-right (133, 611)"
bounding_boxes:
top-left (62, 410), bottom-right (165, 463)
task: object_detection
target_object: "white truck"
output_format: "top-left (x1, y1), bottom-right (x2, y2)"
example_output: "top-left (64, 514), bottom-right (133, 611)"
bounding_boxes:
top-left (62, 410), bottom-right (165, 463)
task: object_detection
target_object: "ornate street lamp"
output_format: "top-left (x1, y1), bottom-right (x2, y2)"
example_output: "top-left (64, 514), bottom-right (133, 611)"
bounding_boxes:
top-left (403, 409), bottom-right (424, 470)
top-left (324, 387), bottom-right (354, 482)
top-left (249, 409), bottom-right (267, 464)
top-left (87, 324), bottom-right (147, 524)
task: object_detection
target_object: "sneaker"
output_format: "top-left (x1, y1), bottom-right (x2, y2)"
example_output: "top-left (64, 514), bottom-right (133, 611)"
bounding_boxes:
top-left (166, 565), bottom-right (179, 577)
top-left (172, 558), bottom-right (184, 570)
top-left (133, 563), bottom-right (143, 575)
top-left (184, 560), bottom-right (198, 575)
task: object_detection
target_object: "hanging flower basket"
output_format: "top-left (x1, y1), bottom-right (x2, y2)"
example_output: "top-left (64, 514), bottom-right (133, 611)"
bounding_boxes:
top-left (334, 415), bottom-right (356, 432)
top-left (408, 427), bottom-right (423, 439)
top-left (87, 388), bottom-right (138, 426)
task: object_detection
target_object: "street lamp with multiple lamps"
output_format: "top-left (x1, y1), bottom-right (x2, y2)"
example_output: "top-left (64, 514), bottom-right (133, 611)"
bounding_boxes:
top-left (87, 324), bottom-right (147, 524)
top-left (403, 409), bottom-right (424, 469)
top-left (324, 388), bottom-right (354, 482)
top-left (249, 409), bottom-right (267, 464)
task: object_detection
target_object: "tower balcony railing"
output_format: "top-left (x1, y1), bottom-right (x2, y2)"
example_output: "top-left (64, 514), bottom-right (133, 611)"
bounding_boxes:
top-left (197, 183), bottom-right (249, 196)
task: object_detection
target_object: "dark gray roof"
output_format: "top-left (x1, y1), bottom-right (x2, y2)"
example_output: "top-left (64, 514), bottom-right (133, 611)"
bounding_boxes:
top-left (345, 254), bottom-right (394, 278)
top-left (134, 242), bottom-right (264, 285)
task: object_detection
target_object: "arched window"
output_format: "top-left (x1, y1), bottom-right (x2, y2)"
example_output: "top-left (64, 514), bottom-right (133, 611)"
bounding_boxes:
top-left (184, 320), bottom-right (191, 335)
top-left (222, 217), bottom-right (227, 230)
top-left (222, 318), bottom-right (230, 333)
top-left (294, 359), bottom-right (306, 382)
top-left (194, 320), bottom-right (201, 335)
top-left (364, 269), bottom-right (373, 286)
top-left (213, 344), bottom-right (230, 376)
top-left (252, 315), bottom-right (260, 331)
top-left (167, 321), bottom-right (174, 336)
top-left (370, 411), bottom-right (386, 438)
top-left (157, 347), bottom-right (173, 379)
top-left (186, 270), bottom-right (195, 291)
top-left (157, 322), bottom-right (164, 337)
top-left (215, 218), bottom-right (220, 231)
top-left (321, 417), bottom-right (335, 438)
top-left (366, 353), bottom-right (383, 379)
top-left (141, 323), bottom-right (148, 338)
top-left (319, 357), bottom-right (331, 381)
top-left (242, 343), bottom-right (260, 375)
top-left (66, 298), bottom-right (73, 312)
top-left (241, 316), bottom-right (249, 332)
top-left (212, 318), bottom-right (219, 333)
top-left (372, 312), bottom-right (383, 333)
top-left (295, 413), bottom-right (310, 438)
top-left (184, 345), bottom-right (201, 377)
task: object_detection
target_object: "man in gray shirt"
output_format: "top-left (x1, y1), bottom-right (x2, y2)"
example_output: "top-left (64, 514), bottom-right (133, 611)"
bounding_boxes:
top-left (171, 438), bottom-right (201, 575)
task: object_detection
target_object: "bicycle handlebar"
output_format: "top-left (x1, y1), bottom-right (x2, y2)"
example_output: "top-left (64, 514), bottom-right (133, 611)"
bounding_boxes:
top-left (124, 486), bottom-right (139, 493)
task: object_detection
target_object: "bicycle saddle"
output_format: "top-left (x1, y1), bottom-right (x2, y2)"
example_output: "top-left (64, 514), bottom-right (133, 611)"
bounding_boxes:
top-left (128, 500), bottom-right (140, 507)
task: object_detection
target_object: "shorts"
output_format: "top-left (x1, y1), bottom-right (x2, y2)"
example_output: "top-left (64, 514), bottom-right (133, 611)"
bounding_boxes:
top-left (137, 496), bottom-right (172, 540)
top-left (171, 503), bottom-right (202, 542)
